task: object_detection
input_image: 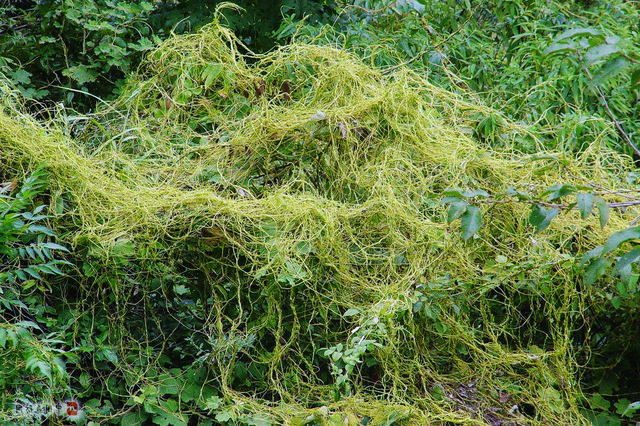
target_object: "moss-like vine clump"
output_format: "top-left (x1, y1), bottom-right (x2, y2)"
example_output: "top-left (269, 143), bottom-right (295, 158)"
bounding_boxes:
top-left (1, 17), bottom-right (637, 426)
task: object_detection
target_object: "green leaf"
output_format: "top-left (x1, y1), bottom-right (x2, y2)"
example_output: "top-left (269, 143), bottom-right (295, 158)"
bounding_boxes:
top-left (576, 192), bottom-right (595, 219)
top-left (544, 42), bottom-right (575, 55)
top-left (442, 188), bottom-right (467, 199)
top-left (584, 257), bottom-right (610, 285)
top-left (343, 308), bottom-right (359, 317)
top-left (631, 68), bottom-right (640, 91)
top-left (612, 248), bottom-right (640, 275)
top-left (41, 242), bottom-right (69, 252)
top-left (621, 401), bottom-right (640, 417)
top-left (202, 64), bottom-right (223, 87)
top-left (121, 410), bottom-right (148, 426)
top-left (62, 65), bottom-right (99, 85)
top-left (505, 187), bottom-right (530, 200)
top-left (602, 227), bottom-right (640, 254)
top-left (553, 27), bottom-right (601, 42)
top-left (590, 57), bottom-right (629, 87)
top-left (215, 410), bottom-right (233, 423)
top-left (463, 190), bottom-right (490, 198)
top-left (546, 184), bottom-right (577, 201)
top-left (580, 246), bottom-right (604, 267)
top-left (447, 201), bottom-right (468, 223)
top-left (595, 196), bottom-right (609, 229)
top-left (23, 267), bottom-right (42, 279)
top-left (588, 393), bottom-right (611, 410)
top-left (26, 225), bottom-right (56, 236)
top-left (584, 44), bottom-right (621, 66)
top-left (98, 347), bottom-right (119, 364)
top-left (528, 205), bottom-right (560, 233)
top-left (461, 206), bottom-right (481, 240)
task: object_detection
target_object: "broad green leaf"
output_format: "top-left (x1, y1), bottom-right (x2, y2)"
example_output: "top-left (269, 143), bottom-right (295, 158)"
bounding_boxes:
top-left (215, 410), bottom-right (233, 423)
top-left (152, 411), bottom-right (187, 426)
top-left (595, 196), bottom-right (609, 229)
top-left (62, 65), bottom-right (99, 85)
top-left (584, 257), bottom-right (610, 285)
top-left (447, 200), bottom-right (468, 223)
top-left (461, 206), bottom-right (481, 240)
top-left (602, 227), bottom-right (640, 254)
top-left (576, 192), bottom-right (594, 219)
top-left (612, 248), bottom-right (640, 275)
top-left (343, 308), bottom-right (359, 317)
top-left (529, 205), bottom-right (560, 233)
top-left (462, 189), bottom-right (490, 198)
top-left (544, 42), bottom-right (575, 55)
top-left (546, 183), bottom-right (577, 201)
top-left (584, 44), bottom-right (621, 66)
top-left (99, 347), bottom-right (119, 364)
top-left (553, 27), bottom-right (601, 42)
top-left (588, 393), bottom-right (611, 410)
top-left (590, 57), bottom-right (629, 87)
top-left (442, 188), bottom-right (467, 199)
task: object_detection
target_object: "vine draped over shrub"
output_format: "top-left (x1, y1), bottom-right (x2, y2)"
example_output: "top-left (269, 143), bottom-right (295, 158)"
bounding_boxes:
top-left (2, 18), bottom-right (640, 425)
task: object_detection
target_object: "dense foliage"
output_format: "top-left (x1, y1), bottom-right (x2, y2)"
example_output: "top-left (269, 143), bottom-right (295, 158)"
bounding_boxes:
top-left (0, 0), bottom-right (338, 109)
top-left (2, 1), bottom-right (640, 426)
top-left (286, 0), bottom-right (640, 156)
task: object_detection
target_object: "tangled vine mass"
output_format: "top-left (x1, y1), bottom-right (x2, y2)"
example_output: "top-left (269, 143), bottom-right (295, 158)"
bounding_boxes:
top-left (1, 18), bottom-right (638, 426)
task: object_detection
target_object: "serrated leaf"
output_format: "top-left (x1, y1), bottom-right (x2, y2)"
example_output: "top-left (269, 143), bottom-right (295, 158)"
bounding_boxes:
top-left (461, 206), bottom-right (481, 240)
top-left (576, 192), bottom-right (595, 219)
top-left (595, 196), bottom-right (609, 229)
top-left (584, 44), bottom-right (621, 66)
top-left (62, 65), bottom-right (99, 85)
top-left (121, 411), bottom-right (148, 426)
top-left (152, 411), bottom-right (187, 426)
top-left (215, 410), bottom-right (233, 423)
top-left (588, 393), bottom-right (611, 410)
top-left (602, 227), bottom-right (640, 254)
top-left (447, 200), bottom-right (468, 223)
top-left (584, 257), bottom-right (610, 285)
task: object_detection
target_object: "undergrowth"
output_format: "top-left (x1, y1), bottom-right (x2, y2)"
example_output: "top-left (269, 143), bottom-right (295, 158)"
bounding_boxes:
top-left (1, 15), bottom-right (639, 426)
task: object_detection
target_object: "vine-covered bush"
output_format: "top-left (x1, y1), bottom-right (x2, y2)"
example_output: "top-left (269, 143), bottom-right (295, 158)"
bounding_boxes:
top-left (2, 19), bottom-right (640, 424)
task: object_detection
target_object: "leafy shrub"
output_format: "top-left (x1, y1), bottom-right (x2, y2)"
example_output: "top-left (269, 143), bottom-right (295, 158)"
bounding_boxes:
top-left (0, 168), bottom-right (72, 424)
